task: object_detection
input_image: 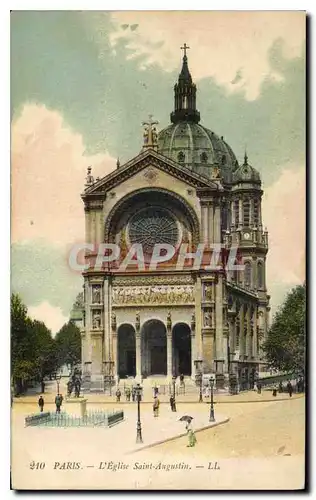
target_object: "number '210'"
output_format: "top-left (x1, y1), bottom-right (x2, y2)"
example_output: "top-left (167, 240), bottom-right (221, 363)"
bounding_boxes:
top-left (30, 461), bottom-right (45, 470)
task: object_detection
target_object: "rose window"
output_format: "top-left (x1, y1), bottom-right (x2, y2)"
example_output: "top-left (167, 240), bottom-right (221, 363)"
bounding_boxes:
top-left (128, 207), bottom-right (179, 254)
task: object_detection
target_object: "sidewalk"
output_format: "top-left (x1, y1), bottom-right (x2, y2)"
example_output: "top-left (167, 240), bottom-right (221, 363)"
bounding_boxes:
top-left (12, 404), bottom-right (229, 456)
top-left (13, 390), bottom-right (304, 405)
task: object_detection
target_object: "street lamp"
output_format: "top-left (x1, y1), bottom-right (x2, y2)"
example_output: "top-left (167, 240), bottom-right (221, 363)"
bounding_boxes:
top-left (209, 377), bottom-right (215, 422)
top-left (194, 359), bottom-right (203, 403)
top-left (172, 376), bottom-right (177, 412)
top-left (56, 374), bottom-right (61, 394)
top-left (135, 383), bottom-right (143, 444)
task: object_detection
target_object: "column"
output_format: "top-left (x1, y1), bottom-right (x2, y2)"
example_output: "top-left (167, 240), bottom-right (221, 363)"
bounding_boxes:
top-left (167, 331), bottom-right (173, 380)
top-left (213, 203), bottom-right (221, 243)
top-left (112, 332), bottom-right (118, 377)
top-left (250, 198), bottom-right (254, 227)
top-left (239, 198), bottom-right (243, 228)
top-left (195, 277), bottom-right (203, 360)
top-left (191, 330), bottom-right (197, 378)
top-left (231, 200), bottom-right (235, 227)
top-left (201, 204), bottom-right (208, 243)
top-left (135, 333), bottom-right (142, 382)
top-left (208, 203), bottom-right (214, 243)
top-left (103, 279), bottom-right (110, 365)
top-left (240, 304), bottom-right (245, 357)
top-left (215, 274), bottom-right (224, 362)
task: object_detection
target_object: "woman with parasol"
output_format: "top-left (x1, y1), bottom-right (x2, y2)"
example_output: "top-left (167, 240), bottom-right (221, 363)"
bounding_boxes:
top-left (179, 416), bottom-right (197, 447)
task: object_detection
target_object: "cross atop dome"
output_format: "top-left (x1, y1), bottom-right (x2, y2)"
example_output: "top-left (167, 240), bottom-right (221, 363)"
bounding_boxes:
top-left (180, 43), bottom-right (190, 58)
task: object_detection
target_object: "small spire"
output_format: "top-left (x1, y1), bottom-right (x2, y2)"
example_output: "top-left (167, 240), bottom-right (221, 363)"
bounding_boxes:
top-left (244, 150), bottom-right (248, 165)
top-left (116, 158), bottom-right (120, 169)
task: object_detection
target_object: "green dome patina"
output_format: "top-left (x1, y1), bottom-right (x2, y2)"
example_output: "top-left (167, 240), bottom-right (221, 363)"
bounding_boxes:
top-left (232, 154), bottom-right (261, 185)
top-left (158, 121), bottom-right (239, 183)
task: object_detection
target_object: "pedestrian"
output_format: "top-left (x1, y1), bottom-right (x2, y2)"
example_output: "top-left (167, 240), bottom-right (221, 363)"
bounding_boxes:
top-left (272, 386), bottom-right (277, 397)
top-left (38, 395), bottom-right (44, 412)
top-left (278, 381), bottom-right (283, 393)
top-left (169, 395), bottom-right (175, 411)
top-left (186, 419), bottom-right (197, 447)
top-left (287, 380), bottom-right (293, 397)
top-left (153, 386), bottom-right (159, 397)
top-left (132, 387), bottom-right (136, 402)
top-left (180, 374), bottom-right (184, 386)
top-left (55, 393), bottom-right (62, 414)
top-left (116, 388), bottom-right (121, 402)
top-left (125, 387), bottom-right (131, 402)
top-left (257, 381), bottom-right (262, 394)
top-left (153, 396), bottom-right (160, 417)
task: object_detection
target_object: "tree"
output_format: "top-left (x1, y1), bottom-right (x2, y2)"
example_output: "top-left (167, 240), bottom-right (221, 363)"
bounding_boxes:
top-left (11, 293), bottom-right (56, 394)
top-left (55, 321), bottom-right (81, 370)
top-left (263, 284), bottom-right (306, 375)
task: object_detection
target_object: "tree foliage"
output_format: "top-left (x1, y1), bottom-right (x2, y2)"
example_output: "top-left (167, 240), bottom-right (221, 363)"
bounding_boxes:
top-left (11, 293), bottom-right (56, 394)
top-left (263, 284), bottom-right (306, 374)
top-left (54, 321), bottom-right (81, 369)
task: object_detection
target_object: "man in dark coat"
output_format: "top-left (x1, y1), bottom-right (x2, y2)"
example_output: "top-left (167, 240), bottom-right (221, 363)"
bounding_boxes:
top-left (116, 388), bottom-right (121, 402)
top-left (38, 395), bottom-right (44, 412)
top-left (287, 381), bottom-right (293, 397)
top-left (55, 393), bottom-right (63, 413)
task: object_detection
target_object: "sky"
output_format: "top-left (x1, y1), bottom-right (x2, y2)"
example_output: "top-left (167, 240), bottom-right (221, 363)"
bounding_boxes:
top-left (11, 10), bottom-right (306, 334)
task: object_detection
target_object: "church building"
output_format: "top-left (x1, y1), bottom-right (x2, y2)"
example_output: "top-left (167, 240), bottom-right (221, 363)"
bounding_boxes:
top-left (80, 47), bottom-right (270, 389)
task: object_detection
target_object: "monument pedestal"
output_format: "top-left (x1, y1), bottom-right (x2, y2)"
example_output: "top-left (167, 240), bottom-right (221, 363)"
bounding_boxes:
top-left (65, 397), bottom-right (87, 417)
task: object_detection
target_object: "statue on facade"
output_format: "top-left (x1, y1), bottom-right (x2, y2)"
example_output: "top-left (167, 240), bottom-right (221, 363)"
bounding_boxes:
top-left (205, 286), bottom-right (212, 302)
top-left (142, 115), bottom-right (159, 150)
top-left (92, 286), bottom-right (101, 304)
top-left (111, 311), bottom-right (117, 331)
top-left (92, 312), bottom-right (101, 329)
top-left (167, 311), bottom-right (172, 330)
top-left (191, 312), bottom-right (196, 330)
top-left (204, 311), bottom-right (211, 327)
top-left (135, 311), bottom-right (140, 331)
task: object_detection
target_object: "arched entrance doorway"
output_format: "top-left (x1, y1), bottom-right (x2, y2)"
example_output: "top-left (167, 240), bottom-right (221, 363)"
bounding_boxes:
top-left (172, 323), bottom-right (191, 376)
top-left (117, 324), bottom-right (136, 378)
top-left (141, 320), bottom-right (167, 376)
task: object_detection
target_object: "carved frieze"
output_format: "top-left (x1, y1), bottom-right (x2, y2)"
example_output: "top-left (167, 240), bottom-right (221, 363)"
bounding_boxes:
top-left (112, 275), bottom-right (194, 287)
top-left (112, 285), bottom-right (194, 306)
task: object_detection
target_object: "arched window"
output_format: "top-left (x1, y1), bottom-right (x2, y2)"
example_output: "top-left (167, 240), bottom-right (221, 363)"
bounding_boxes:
top-left (234, 199), bottom-right (239, 226)
top-left (178, 151), bottom-right (185, 163)
top-left (243, 198), bottom-right (250, 227)
top-left (200, 152), bottom-right (208, 163)
top-left (244, 262), bottom-right (252, 288)
top-left (257, 261), bottom-right (264, 288)
top-left (253, 198), bottom-right (259, 226)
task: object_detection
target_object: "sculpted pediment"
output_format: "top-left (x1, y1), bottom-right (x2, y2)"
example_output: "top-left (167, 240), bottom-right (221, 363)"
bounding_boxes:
top-left (81, 149), bottom-right (221, 201)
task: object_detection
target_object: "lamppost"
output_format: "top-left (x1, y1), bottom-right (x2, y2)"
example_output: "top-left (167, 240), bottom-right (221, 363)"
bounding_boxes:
top-left (172, 376), bottom-right (177, 412)
top-left (194, 359), bottom-right (203, 403)
top-left (56, 374), bottom-right (61, 394)
top-left (209, 376), bottom-right (215, 422)
top-left (135, 383), bottom-right (143, 444)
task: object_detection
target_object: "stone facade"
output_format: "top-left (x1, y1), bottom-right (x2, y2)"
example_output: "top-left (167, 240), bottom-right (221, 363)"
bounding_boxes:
top-left (80, 52), bottom-right (270, 387)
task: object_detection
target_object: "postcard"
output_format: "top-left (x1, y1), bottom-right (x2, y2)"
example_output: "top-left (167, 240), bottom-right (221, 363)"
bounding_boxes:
top-left (11, 10), bottom-right (306, 491)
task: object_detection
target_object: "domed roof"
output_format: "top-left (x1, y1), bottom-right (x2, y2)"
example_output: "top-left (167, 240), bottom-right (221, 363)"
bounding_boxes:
top-left (158, 122), bottom-right (239, 183)
top-left (232, 154), bottom-right (261, 185)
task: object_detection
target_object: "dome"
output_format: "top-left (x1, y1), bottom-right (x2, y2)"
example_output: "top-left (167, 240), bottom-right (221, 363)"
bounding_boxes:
top-left (232, 154), bottom-right (261, 185)
top-left (158, 121), bottom-right (239, 183)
